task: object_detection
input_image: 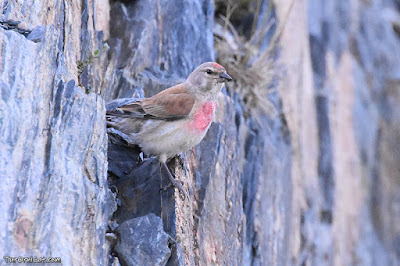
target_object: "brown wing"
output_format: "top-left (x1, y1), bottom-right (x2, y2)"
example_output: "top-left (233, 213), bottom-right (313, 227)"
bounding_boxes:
top-left (117, 83), bottom-right (195, 120)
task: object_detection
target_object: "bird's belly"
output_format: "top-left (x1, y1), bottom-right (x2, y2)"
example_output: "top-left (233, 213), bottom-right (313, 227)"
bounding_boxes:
top-left (136, 101), bottom-right (216, 160)
top-left (137, 119), bottom-right (209, 159)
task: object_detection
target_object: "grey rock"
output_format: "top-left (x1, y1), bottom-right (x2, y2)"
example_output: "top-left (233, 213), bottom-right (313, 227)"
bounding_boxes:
top-left (107, 138), bottom-right (177, 235)
top-left (166, 240), bottom-right (185, 266)
top-left (106, 232), bottom-right (118, 246)
top-left (283, 0), bottom-right (400, 265)
top-left (104, 0), bottom-right (214, 101)
top-left (104, 0), bottom-right (288, 265)
top-left (26, 25), bottom-right (45, 42)
top-left (106, 0), bottom-right (400, 265)
top-left (2, 0), bottom-right (400, 265)
top-left (106, 96), bottom-right (142, 112)
top-left (105, 2), bottom-right (215, 264)
top-left (115, 214), bottom-right (172, 266)
top-left (0, 0), bottom-right (115, 265)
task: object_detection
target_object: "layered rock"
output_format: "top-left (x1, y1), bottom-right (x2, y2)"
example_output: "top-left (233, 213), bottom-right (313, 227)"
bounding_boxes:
top-left (0, 0), bottom-right (114, 264)
top-left (1, 0), bottom-right (400, 265)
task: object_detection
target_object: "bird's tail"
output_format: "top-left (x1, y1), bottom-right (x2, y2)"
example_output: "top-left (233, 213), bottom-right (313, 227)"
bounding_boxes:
top-left (106, 99), bottom-right (145, 145)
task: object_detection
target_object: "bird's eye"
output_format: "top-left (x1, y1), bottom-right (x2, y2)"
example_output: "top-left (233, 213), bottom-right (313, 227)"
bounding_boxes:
top-left (206, 69), bottom-right (213, 74)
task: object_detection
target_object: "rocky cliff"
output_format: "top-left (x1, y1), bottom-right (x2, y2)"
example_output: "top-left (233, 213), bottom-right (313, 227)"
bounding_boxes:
top-left (0, 0), bottom-right (399, 265)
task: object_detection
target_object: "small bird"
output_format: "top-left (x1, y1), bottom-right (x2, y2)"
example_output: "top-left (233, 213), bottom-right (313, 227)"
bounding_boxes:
top-left (106, 62), bottom-right (232, 195)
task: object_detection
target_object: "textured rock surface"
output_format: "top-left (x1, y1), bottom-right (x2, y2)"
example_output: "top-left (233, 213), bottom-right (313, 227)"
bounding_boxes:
top-left (115, 214), bottom-right (172, 266)
top-left (107, 0), bottom-right (400, 265)
top-left (2, 0), bottom-right (400, 265)
top-left (103, 0), bottom-right (214, 101)
top-left (0, 0), bottom-right (115, 264)
top-left (277, 0), bottom-right (400, 265)
top-left (105, 0), bottom-right (291, 265)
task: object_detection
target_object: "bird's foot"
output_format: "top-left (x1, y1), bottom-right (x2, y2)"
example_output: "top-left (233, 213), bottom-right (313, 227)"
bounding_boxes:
top-left (164, 177), bottom-right (185, 193)
top-left (162, 162), bottom-right (189, 199)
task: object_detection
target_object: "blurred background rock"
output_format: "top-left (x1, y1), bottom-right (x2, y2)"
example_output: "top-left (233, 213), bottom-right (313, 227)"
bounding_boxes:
top-left (0, 0), bottom-right (399, 265)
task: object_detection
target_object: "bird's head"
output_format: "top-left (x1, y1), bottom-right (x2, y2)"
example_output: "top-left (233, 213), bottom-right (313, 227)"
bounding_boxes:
top-left (186, 62), bottom-right (232, 99)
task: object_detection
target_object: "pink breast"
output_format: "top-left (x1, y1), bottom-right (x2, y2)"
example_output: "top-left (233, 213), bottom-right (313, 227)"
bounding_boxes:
top-left (189, 101), bottom-right (216, 133)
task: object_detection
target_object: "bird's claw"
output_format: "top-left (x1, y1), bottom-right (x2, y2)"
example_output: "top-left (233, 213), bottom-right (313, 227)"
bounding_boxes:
top-left (175, 153), bottom-right (185, 167)
top-left (162, 162), bottom-right (189, 199)
top-left (167, 178), bottom-right (188, 199)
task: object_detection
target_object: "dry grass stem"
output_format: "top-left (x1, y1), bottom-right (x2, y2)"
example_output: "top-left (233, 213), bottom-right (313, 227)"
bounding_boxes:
top-left (215, 0), bottom-right (295, 120)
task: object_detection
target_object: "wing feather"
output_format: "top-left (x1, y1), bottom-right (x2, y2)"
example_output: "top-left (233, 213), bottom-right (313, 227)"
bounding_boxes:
top-left (113, 83), bottom-right (195, 120)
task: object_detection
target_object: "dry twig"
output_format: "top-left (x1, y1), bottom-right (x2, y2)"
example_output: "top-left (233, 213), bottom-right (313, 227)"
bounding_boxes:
top-left (215, 0), bottom-right (295, 120)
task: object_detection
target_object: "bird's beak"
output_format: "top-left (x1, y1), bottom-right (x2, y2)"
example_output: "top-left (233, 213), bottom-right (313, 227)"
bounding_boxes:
top-left (219, 72), bottom-right (232, 82)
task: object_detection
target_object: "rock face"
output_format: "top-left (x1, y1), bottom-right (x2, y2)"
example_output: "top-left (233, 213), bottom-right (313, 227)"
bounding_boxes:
top-left (1, 0), bottom-right (400, 265)
top-left (115, 214), bottom-right (172, 266)
top-left (103, 0), bottom-right (215, 101)
top-left (0, 0), bottom-right (115, 265)
top-left (276, 0), bottom-right (400, 264)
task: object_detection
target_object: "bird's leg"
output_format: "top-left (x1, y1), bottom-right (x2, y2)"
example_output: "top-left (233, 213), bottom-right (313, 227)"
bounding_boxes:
top-left (162, 162), bottom-right (188, 198)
